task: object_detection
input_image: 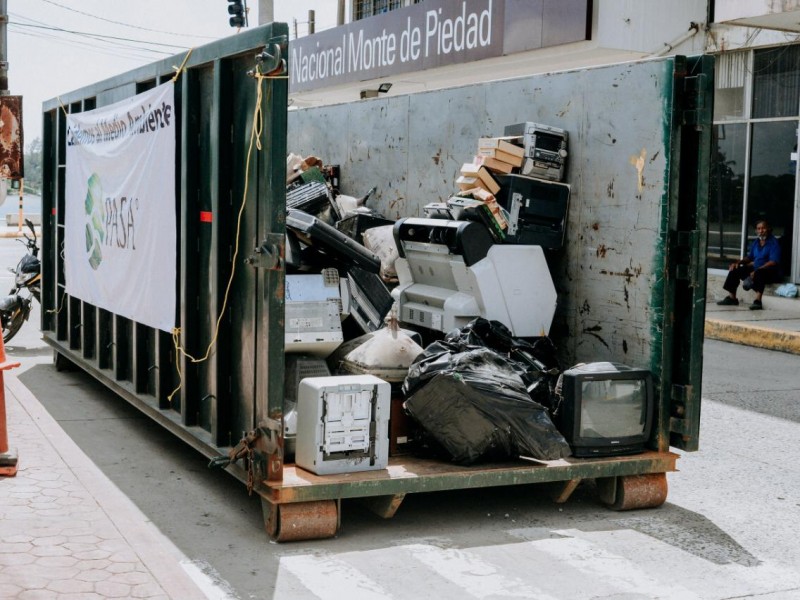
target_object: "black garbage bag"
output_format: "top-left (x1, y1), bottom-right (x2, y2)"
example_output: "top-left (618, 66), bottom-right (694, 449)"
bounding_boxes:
top-left (403, 336), bottom-right (571, 465)
top-left (403, 318), bottom-right (562, 410)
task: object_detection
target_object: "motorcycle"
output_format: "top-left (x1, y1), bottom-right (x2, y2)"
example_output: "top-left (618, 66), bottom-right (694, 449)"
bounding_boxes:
top-left (0, 218), bottom-right (41, 343)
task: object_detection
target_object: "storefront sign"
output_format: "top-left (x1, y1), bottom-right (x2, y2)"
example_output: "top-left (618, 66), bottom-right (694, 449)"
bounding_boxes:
top-left (290, 0), bottom-right (590, 93)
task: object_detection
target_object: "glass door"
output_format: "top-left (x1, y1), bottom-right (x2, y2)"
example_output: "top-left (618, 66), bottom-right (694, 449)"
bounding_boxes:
top-left (746, 121), bottom-right (796, 279)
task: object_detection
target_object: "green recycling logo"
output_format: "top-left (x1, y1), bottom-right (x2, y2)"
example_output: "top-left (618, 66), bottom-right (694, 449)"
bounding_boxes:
top-left (84, 173), bottom-right (105, 270)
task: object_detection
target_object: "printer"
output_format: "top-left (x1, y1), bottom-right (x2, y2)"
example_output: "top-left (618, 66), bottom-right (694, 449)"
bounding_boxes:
top-left (392, 218), bottom-right (557, 337)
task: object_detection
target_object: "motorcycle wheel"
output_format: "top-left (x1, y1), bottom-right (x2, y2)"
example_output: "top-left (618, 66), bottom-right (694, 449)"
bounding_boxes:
top-left (2, 308), bottom-right (25, 343)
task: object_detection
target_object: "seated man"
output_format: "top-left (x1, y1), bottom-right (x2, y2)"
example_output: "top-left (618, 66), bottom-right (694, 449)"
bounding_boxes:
top-left (717, 220), bottom-right (782, 310)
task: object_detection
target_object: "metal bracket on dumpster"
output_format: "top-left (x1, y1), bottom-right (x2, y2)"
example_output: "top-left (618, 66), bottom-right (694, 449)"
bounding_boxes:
top-left (245, 235), bottom-right (283, 270)
top-left (208, 423), bottom-right (280, 494)
top-left (257, 418), bottom-right (284, 484)
top-left (208, 428), bottom-right (262, 470)
top-left (259, 419), bottom-right (282, 455)
top-left (249, 36), bottom-right (287, 77)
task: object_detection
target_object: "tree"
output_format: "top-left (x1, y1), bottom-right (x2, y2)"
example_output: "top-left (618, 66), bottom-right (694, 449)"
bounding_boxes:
top-left (23, 137), bottom-right (43, 195)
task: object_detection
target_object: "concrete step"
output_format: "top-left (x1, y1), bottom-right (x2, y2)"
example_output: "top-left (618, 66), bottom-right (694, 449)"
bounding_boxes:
top-left (706, 271), bottom-right (800, 313)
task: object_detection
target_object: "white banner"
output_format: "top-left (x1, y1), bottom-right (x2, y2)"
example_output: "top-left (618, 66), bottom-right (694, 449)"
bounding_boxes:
top-left (65, 83), bottom-right (176, 333)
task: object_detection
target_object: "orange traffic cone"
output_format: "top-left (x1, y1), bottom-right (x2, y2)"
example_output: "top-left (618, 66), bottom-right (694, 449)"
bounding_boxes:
top-left (0, 334), bottom-right (21, 477)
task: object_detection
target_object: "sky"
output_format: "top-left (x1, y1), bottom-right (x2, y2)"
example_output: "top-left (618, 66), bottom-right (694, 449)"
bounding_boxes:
top-left (7, 0), bottom-right (332, 151)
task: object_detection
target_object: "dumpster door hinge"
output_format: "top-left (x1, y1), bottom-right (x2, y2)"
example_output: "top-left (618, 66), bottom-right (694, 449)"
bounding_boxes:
top-left (671, 229), bottom-right (701, 287)
top-left (669, 383), bottom-right (695, 437)
top-left (249, 36), bottom-right (288, 77)
top-left (245, 234), bottom-right (283, 271)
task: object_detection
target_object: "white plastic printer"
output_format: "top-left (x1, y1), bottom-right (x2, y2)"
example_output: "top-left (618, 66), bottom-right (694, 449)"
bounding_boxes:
top-left (285, 269), bottom-right (343, 357)
top-left (295, 374), bottom-right (390, 475)
top-left (391, 218), bottom-right (557, 337)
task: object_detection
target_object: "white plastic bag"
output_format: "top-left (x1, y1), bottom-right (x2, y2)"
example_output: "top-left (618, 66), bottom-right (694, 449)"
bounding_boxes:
top-left (775, 283), bottom-right (798, 298)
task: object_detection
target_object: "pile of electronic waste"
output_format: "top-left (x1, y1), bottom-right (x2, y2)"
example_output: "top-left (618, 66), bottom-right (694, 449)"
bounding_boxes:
top-left (284, 123), bottom-right (576, 473)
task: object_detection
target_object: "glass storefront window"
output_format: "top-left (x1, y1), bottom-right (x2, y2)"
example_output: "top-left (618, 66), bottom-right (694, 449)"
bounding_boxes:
top-left (752, 46), bottom-right (800, 118)
top-left (746, 121), bottom-right (796, 270)
top-left (714, 52), bottom-right (747, 120)
top-left (708, 123), bottom-right (747, 267)
top-left (354, 0), bottom-right (405, 21)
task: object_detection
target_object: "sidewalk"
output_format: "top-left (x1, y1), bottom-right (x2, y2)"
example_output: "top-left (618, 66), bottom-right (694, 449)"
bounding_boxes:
top-left (0, 374), bottom-right (225, 600)
top-left (705, 273), bottom-right (800, 355)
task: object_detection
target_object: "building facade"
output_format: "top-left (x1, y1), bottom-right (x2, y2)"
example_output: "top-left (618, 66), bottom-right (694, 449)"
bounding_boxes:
top-left (268, 0), bottom-right (800, 283)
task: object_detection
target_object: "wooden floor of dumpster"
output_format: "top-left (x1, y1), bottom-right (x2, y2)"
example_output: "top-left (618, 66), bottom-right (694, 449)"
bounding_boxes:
top-left (257, 451), bottom-right (677, 540)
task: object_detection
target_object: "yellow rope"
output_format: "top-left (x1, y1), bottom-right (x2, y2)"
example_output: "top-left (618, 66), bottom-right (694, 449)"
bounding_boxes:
top-left (56, 96), bottom-right (69, 119)
top-left (167, 69), bottom-right (273, 403)
top-left (45, 292), bottom-right (67, 315)
top-left (171, 48), bottom-right (194, 83)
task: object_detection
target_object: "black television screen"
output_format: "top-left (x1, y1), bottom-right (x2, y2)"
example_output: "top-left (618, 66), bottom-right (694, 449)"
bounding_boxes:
top-left (558, 362), bottom-right (653, 458)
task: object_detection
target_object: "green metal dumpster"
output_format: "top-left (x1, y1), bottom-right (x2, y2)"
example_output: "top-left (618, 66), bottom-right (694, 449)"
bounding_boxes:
top-left (41, 23), bottom-right (712, 542)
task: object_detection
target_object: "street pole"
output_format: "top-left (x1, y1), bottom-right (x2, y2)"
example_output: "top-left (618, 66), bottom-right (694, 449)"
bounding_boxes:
top-left (0, 0), bottom-right (8, 95)
top-left (257, 0), bottom-right (274, 25)
top-left (0, 0), bottom-right (8, 230)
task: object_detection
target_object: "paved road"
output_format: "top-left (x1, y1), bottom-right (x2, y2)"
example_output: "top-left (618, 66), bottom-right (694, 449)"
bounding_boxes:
top-left (3, 239), bottom-right (800, 599)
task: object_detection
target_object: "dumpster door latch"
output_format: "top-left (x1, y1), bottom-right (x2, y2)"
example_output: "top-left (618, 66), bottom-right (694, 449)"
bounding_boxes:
top-left (249, 36), bottom-right (288, 77)
top-left (246, 235), bottom-right (283, 271)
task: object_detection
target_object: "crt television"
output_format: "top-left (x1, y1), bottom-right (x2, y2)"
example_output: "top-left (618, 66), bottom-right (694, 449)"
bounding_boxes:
top-left (558, 362), bottom-right (654, 458)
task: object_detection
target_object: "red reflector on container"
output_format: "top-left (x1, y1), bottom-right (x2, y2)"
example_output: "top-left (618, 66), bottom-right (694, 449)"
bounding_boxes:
top-left (200, 211), bottom-right (213, 223)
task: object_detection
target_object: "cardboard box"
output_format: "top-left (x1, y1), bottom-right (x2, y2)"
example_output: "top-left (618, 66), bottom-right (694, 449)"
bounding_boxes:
top-left (476, 147), bottom-right (524, 168)
top-left (474, 155), bottom-right (514, 175)
top-left (456, 175), bottom-right (479, 191)
top-left (478, 136), bottom-right (525, 156)
top-left (459, 163), bottom-right (500, 194)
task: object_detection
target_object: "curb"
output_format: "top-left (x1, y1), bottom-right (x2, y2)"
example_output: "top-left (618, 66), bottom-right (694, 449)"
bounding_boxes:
top-left (705, 319), bottom-right (800, 355)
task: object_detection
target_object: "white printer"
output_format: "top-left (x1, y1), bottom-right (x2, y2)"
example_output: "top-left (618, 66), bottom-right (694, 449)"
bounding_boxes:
top-left (391, 218), bottom-right (557, 337)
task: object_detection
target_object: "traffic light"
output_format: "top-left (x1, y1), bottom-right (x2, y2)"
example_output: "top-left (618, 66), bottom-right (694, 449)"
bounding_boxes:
top-left (227, 0), bottom-right (247, 28)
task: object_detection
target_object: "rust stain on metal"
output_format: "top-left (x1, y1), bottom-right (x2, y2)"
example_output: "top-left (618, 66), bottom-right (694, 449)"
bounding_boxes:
top-left (597, 244), bottom-right (607, 258)
top-left (582, 328), bottom-right (610, 349)
top-left (629, 148), bottom-right (646, 194)
top-left (599, 266), bottom-right (642, 282)
top-left (432, 148), bottom-right (442, 165)
top-left (592, 222), bottom-right (599, 231)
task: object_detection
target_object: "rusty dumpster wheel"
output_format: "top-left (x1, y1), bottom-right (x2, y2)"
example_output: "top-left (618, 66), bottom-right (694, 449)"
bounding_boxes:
top-left (264, 500), bottom-right (339, 542)
top-left (600, 473), bottom-right (668, 511)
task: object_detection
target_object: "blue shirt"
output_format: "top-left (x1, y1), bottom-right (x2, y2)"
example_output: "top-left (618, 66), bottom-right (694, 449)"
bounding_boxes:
top-left (748, 235), bottom-right (781, 270)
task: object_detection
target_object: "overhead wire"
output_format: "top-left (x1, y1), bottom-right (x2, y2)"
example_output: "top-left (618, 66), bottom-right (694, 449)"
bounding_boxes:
top-left (36, 0), bottom-right (217, 40)
top-left (9, 27), bottom-right (171, 62)
top-left (11, 22), bottom-right (189, 51)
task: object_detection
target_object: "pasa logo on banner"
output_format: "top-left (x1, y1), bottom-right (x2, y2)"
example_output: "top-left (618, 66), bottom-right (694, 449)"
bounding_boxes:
top-left (64, 83), bottom-right (176, 333)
